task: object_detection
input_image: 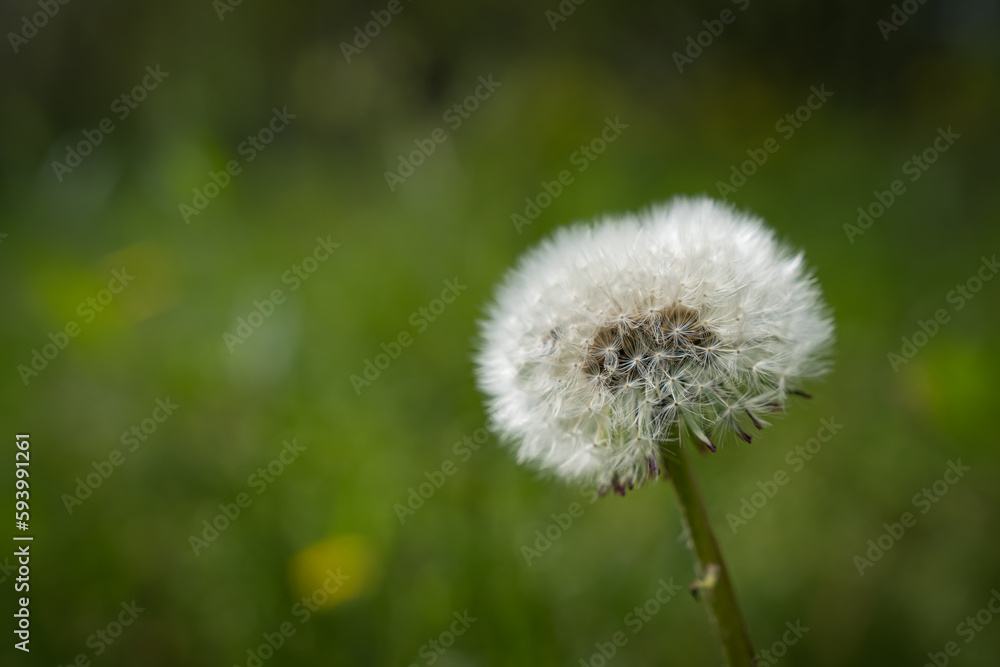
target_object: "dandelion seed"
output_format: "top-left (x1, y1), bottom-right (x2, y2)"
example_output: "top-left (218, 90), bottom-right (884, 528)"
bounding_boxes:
top-left (475, 196), bottom-right (834, 492)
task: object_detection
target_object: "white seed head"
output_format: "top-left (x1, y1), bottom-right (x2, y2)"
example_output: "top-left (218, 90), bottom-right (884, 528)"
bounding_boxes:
top-left (475, 197), bottom-right (834, 494)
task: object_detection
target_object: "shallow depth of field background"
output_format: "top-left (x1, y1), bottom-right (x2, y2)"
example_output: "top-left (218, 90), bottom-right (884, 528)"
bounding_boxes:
top-left (2, 1), bottom-right (1000, 665)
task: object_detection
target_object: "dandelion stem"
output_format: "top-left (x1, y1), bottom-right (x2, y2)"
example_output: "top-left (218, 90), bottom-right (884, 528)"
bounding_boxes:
top-left (662, 435), bottom-right (754, 667)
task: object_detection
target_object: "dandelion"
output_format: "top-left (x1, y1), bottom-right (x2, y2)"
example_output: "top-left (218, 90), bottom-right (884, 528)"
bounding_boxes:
top-left (475, 196), bottom-right (833, 666)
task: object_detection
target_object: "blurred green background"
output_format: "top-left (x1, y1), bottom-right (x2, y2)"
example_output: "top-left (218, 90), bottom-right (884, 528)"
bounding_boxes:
top-left (2, 0), bottom-right (999, 665)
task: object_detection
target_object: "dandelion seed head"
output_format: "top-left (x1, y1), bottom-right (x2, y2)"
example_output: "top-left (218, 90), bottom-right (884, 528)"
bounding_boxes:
top-left (475, 197), bottom-right (834, 491)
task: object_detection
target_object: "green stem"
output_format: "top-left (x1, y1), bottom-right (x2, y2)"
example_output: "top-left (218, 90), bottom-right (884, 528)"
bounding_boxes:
top-left (662, 436), bottom-right (755, 667)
